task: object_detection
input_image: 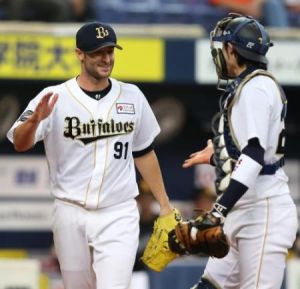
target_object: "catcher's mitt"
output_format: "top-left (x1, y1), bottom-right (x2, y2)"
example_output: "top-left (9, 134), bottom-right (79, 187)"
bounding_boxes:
top-left (141, 208), bottom-right (182, 272)
top-left (168, 213), bottom-right (229, 258)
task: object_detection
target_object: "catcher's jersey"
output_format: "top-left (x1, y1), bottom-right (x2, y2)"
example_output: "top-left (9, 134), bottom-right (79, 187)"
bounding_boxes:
top-left (230, 75), bottom-right (289, 206)
top-left (7, 78), bottom-right (160, 209)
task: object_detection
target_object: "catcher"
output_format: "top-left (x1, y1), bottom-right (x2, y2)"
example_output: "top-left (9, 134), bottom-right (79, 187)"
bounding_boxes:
top-left (181, 13), bottom-right (297, 289)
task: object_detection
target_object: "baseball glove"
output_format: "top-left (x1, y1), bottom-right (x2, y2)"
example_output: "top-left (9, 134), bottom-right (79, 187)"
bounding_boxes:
top-left (141, 208), bottom-right (182, 272)
top-left (168, 213), bottom-right (229, 258)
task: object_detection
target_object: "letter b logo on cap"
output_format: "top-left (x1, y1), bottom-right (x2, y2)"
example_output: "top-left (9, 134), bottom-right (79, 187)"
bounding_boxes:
top-left (96, 27), bottom-right (109, 39)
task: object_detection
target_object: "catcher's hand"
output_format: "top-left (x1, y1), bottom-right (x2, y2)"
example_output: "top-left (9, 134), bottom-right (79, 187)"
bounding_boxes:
top-left (182, 139), bottom-right (214, 168)
top-left (141, 208), bottom-right (182, 272)
top-left (168, 212), bottom-right (229, 258)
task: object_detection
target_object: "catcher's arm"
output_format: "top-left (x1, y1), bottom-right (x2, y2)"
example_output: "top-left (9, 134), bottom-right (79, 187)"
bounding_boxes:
top-left (173, 139), bottom-right (265, 257)
top-left (213, 138), bottom-right (264, 215)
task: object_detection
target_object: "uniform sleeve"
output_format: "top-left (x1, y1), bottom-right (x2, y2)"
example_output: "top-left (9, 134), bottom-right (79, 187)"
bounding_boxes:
top-left (6, 88), bottom-right (52, 144)
top-left (231, 77), bottom-right (272, 151)
top-left (132, 90), bottom-right (161, 152)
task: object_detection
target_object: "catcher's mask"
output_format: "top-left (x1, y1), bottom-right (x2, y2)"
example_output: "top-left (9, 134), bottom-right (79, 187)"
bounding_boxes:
top-left (210, 13), bottom-right (274, 81)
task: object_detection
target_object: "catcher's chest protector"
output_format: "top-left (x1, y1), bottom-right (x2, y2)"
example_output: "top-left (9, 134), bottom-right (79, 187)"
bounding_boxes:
top-left (212, 68), bottom-right (287, 195)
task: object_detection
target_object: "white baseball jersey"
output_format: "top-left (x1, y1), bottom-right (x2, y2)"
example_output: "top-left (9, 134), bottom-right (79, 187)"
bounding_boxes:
top-left (7, 77), bottom-right (160, 210)
top-left (202, 73), bottom-right (298, 289)
top-left (230, 75), bottom-right (289, 206)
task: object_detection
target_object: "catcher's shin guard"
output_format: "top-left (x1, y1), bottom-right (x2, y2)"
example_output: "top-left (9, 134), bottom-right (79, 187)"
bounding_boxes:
top-left (190, 278), bottom-right (218, 289)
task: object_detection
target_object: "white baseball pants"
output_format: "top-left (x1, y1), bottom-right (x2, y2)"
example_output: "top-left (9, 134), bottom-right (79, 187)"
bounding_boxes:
top-left (203, 194), bottom-right (298, 289)
top-left (52, 198), bottom-right (140, 289)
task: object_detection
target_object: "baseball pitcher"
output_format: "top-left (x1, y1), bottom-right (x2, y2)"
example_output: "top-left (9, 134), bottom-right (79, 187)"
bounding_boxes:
top-left (7, 22), bottom-right (174, 289)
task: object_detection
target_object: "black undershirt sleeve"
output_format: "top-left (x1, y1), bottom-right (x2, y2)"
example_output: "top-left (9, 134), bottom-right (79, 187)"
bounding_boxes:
top-left (133, 143), bottom-right (154, 158)
top-left (242, 138), bottom-right (264, 165)
top-left (213, 137), bottom-right (264, 217)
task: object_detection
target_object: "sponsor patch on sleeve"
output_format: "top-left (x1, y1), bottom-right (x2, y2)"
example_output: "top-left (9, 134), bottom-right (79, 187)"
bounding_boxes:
top-left (116, 103), bottom-right (135, 114)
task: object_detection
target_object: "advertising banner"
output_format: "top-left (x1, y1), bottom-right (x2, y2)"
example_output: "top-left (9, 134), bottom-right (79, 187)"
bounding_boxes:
top-left (0, 259), bottom-right (40, 289)
top-left (0, 201), bottom-right (52, 230)
top-left (0, 156), bottom-right (50, 197)
top-left (0, 33), bottom-right (164, 82)
top-left (195, 39), bottom-right (300, 85)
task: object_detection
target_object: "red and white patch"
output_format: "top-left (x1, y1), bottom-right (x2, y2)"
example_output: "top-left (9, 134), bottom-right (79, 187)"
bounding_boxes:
top-left (116, 103), bottom-right (135, 114)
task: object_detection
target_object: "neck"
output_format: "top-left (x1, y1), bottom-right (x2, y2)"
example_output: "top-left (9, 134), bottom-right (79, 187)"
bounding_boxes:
top-left (77, 74), bottom-right (110, 91)
top-left (233, 64), bottom-right (247, 78)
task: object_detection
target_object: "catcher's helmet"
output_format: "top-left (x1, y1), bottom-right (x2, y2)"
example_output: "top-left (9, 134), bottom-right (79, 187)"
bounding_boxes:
top-left (210, 13), bottom-right (273, 82)
top-left (211, 13), bottom-right (273, 64)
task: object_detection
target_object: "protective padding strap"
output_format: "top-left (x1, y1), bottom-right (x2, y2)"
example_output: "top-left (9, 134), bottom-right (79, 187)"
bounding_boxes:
top-left (260, 157), bottom-right (285, 175)
top-left (231, 153), bottom-right (262, 188)
top-left (212, 18), bottom-right (270, 55)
